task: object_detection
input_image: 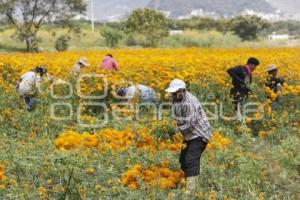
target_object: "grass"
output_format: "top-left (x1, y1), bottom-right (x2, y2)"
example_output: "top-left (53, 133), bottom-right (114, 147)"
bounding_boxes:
top-left (0, 27), bottom-right (107, 52)
top-left (0, 48), bottom-right (299, 199)
top-left (0, 26), bottom-right (300, 52)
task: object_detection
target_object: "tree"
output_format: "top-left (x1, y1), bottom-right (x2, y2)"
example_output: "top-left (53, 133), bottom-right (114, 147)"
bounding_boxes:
top-left (125, 8), bottom-right (168, 47)
top-left (169, 16), bottom-right (230, 33)
top-left (0, 0), bottom-right (86, 52)
top-left (100, 27), bottom-right (123, 48)
top-left (55, 35), bottom-right (70, 51)
top-left (230, 15), bottom-right (270, 41)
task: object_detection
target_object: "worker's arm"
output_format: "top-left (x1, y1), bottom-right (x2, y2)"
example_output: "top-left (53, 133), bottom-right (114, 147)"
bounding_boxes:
top-left (113, 60), bottom-right (119, 71)
top-left (177, 103), bottom-right (197, 134)
top-left (278, 77), bottom-right (285, 85)
top-left (16, 78), bottom-right (22, 90)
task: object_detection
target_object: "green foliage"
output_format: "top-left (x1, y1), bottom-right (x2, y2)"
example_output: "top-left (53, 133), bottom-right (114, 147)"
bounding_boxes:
top-left (100, 27), bottom-right (123, 48)
top-left (151, 120), bottom-right (176, 140)
top-left (230, 15), bottom-right (271, 41)
top-left (169, 17), bottom-right (229, 32)
top-left (0, 0), bottom-right (86, 52)
top-left (55, 35), bottom-right (71, 52)
top-left (125, 8), bottom-right (168, 47)
top-left (0, 76), bottom-right (299, 199)
top-left (270, 20), bottom-right (300, 38)
top-left (161, 30), bottom-right (241, 48)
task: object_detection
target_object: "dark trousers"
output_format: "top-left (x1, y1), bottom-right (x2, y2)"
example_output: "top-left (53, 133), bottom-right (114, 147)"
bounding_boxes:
top-left (23, 95), bottom-right (36, 111)
top-left (230, 87), bottom-right (248, 111)
top-left (179, 136), bottom-right (208, 177)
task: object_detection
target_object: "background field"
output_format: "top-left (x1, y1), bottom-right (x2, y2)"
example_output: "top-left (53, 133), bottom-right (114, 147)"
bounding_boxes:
top-left (0, 48), bottom-right (299, 199)
top-left (1, 23), bottom-right (300, 52)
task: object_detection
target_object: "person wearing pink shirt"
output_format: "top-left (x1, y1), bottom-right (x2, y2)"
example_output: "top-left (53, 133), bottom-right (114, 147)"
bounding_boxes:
top-left (100, 54), bottom-right (119, 71)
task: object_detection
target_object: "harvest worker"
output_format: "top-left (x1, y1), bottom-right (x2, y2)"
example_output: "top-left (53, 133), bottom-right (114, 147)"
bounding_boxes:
top-left (100, 53), bottom-right (119, 72)
top-left (117, 84), bottom-right (157, 103)
top-left (165, 79), bottom-right (212, 196)
top-left (70, 57), bottom-right (90, 77)
top-left (227, 57), bottom-right (260, 112)
top-left (16, 66), bottom-right (48, 111)
top-left (265, 64), bottom-right (285, 94)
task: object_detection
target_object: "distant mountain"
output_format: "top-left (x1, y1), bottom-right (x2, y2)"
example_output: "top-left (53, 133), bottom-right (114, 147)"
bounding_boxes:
top-left (267, 0), bottom-right (300, 15)
top-left (148, 0), bottom-right (274, 18)
top-left (87, 0), bottom-right (149, 22)
top-left (86, 0), bottom-right (300, 22)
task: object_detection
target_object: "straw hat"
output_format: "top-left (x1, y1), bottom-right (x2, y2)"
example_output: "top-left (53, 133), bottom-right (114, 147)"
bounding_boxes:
top-left (266, 64), bottom-right (277, 72)
top-left (78, 57), bottom-right (90, 67)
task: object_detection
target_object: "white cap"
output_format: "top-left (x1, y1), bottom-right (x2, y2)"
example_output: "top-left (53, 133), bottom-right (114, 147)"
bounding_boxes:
top-left (266, 64), bottom-right (277, 72)
top-left (165, 79), bottom-right (186, 93)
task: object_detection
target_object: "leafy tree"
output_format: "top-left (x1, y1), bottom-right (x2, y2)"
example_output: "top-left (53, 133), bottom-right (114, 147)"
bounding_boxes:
top-left (0, 0), bottom-right (86, 52)
top-left (55, 35), bottom-right (71, 52)
top-left (230, 15), bottom-right (270, 41)
top-left (100, 27), bottom-right (123, 48)
top-left (125, 8), bottom-right (168, 47)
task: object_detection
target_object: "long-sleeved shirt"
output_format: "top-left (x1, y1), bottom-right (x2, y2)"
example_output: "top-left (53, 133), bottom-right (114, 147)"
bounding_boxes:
top-left (125, 85), bottom-right (156, 102)
top-left (100, 56), bottom-right (119, 71)
top-left (227, 65), bottom-right (252, 93)
top-left (70, 63), bottom-right (81, 77)
top-left (18, 71), bottom-right (41, 95)
top-left (227, 65), bottom-right (252, 87)
top-left (173, 92), bottom-right (212, 141)
top-left (265, 76), bottom-right (284, 93)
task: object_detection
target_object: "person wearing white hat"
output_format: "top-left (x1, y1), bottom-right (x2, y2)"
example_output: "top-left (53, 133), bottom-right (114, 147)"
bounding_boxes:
top-left (265, 64), bottom-right (285, 95)
top-left (70, 57), bottom-right (90, 77)
top-left (165, 79), bottom-right (212, 197)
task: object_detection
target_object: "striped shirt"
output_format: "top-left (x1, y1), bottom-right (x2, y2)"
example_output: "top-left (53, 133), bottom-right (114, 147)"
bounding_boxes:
top-left (173, 92), bottom-right (212, 141)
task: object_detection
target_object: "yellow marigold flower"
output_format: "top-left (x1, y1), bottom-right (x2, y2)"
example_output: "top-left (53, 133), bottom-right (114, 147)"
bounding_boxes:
top-left (207, 131), bottom-right (231, 150)
top-left (38, 186), bottom-right (47, 199)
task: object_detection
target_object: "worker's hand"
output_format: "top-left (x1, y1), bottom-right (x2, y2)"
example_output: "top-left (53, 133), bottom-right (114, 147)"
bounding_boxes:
top-left (49, 75), bottom-right (56, 83)
top-left (276, 83), bottom-right (283, 91)
top-left (179, 126), bottom-right (193, 135)
top-left (241, 83), bottom-right (248, 89)
top-left (15, 83), bottom-right (20, 91)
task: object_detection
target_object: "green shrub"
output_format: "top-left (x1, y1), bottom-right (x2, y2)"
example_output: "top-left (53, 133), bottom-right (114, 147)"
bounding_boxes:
top-left (100, 27), bottom-right (123, 48)
top-left (55, 35), bottom-right (70, 52)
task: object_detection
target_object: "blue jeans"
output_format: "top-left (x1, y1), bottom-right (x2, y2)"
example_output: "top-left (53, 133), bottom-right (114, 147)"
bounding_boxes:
top-left (23, 95), bottom-right (36, 111)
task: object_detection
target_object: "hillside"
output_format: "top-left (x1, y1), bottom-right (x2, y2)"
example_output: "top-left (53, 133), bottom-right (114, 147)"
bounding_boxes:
top-left (88, 0), bottom-right (300, 21)
top-left (148, 0), bottom-right (274, 17)
top-left (267, 0), bottom-right (300, 14)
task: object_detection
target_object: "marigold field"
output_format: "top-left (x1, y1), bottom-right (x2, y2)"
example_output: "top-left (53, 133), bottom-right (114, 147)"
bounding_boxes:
top-left (0, 48), bottom-right (299, 199)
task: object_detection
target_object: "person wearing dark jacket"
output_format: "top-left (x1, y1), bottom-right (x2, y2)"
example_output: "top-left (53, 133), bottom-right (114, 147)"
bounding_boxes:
top-left (265, 64), bottom-right (285, 94)
top-left (227, 58), bottom-right (260, 111)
